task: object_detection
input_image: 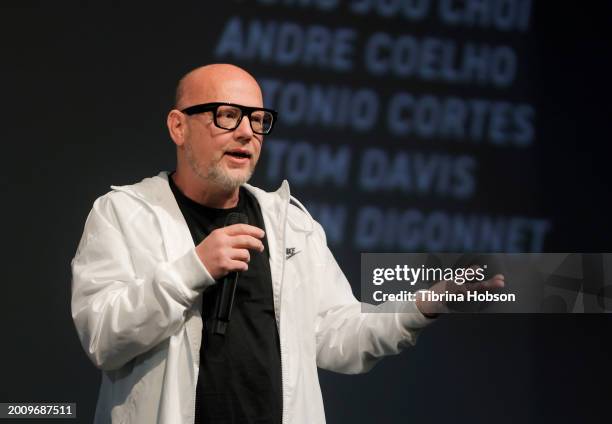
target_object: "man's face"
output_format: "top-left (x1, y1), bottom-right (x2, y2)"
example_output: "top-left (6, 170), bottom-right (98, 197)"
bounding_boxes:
top-left (181, 77), bottom-right (264, 191)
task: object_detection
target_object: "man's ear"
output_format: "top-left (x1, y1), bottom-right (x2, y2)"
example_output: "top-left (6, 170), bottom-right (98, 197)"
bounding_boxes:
top-left (167, 109), bottom-right (186, 146)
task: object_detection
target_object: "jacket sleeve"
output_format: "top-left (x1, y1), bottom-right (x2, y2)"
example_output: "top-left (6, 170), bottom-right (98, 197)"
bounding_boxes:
top-left (313, 223), bottom-right (434, 374)
top-left (71, 194), bottom-right (215, 371)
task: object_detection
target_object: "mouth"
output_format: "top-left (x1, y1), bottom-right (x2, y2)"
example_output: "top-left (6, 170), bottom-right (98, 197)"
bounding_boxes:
top-left (224, 149), bottom-right (252, 159)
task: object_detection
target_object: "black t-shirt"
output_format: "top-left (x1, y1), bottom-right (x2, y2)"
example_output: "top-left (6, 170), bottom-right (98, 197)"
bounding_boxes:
top-left (168, 174), bottom-right (282, 424)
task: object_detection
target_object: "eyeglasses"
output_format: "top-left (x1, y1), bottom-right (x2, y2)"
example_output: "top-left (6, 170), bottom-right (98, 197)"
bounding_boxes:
top-left (181, 102), bottom-right (278, 135)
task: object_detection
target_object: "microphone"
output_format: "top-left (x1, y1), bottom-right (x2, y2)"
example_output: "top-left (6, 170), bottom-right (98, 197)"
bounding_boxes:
top-left (213, 212), bottom-right (248, 336)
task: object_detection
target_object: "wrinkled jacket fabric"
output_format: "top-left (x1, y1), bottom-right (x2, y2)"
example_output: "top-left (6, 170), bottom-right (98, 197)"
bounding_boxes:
top-left (71, 172), bottom-right (433, 424)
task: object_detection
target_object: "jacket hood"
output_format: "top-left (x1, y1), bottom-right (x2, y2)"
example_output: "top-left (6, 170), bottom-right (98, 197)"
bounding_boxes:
top-left (110, 171), bottom-right (315, 233)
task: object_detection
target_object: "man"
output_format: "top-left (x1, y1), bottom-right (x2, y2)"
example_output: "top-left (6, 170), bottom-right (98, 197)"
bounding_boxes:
top-left (71, 64), bottom-right (504, 424)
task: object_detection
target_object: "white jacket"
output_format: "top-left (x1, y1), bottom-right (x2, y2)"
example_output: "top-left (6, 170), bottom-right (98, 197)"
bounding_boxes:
top-left (71, 171), bottom-right (433, 424)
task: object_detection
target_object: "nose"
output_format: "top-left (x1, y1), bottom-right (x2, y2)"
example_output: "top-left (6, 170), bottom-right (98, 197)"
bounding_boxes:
top-left (233, 114), bottom-right (254, 140)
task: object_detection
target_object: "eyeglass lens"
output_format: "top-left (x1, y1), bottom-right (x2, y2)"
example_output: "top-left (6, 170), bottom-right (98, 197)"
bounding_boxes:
top-left (216, 105), bottom-right (274, 134)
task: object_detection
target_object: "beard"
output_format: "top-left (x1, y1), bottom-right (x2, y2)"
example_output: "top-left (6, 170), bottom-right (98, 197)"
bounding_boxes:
top-left (184, 140), bottom-right (254, 192)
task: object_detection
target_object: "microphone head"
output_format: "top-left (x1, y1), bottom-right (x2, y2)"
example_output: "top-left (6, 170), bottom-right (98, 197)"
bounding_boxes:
top-left (224, 212), bottom-right (248, 227)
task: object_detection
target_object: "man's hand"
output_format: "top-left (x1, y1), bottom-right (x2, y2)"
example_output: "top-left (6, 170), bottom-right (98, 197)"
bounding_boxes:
top-left (195, 224), bottom-right (265, 280)
top-left (415, 267), bottom-right (505, 317)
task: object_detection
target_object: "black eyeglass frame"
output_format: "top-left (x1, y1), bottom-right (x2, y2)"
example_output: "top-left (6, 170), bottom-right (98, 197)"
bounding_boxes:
top-left (180, 102), bottom-right (278, 135)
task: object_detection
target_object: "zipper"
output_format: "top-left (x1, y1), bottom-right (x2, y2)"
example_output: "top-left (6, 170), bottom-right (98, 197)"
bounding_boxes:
top-left (190, 349), bottom-right (197, 424)
top-left (278, 191), bottom-right (290, 424)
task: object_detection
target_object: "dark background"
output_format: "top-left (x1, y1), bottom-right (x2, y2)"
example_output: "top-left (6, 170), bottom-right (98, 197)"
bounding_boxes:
top-left (1, 3), bottom-right (611, 423)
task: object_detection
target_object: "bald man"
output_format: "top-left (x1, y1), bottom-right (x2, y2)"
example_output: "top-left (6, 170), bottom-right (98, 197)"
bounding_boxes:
top-left (71, 64), bottom-right (503, 424)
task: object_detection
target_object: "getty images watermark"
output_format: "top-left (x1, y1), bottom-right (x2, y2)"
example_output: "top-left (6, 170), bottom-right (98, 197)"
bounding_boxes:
top-left (360, 253), bottom-right (612, 313)
top-left (371, 263), bottom-right (513, 303)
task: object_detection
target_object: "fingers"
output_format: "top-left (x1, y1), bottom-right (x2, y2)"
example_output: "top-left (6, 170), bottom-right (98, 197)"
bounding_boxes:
top-left (224, 223), bottom-right (265, 239)
top-left (467, 265), bottom-right (505, 288)
top-left (228, 259), bottom-right (249, 273)
top-left (469, 273), bottom-right (505, 291)
top-left (485, 274), bottom-right (505, 288)
top-left (215, 248), bottom-right (252, 275)
top-left (230, 234), bottom-right (265, 252)
top-left (195, 224), bottom-right (265, 280)
top-left (231, 248), bottom-right (251, 263)
top-left (220, 225), bottom-right (265, 251)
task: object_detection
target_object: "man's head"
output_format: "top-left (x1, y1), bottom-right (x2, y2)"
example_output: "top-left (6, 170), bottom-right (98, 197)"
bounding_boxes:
top-left (167, 64), bottom-right (268, 194)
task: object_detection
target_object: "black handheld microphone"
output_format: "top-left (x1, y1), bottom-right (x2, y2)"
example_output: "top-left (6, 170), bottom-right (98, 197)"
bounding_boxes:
top-left (213, 212), bottom-right (248, 336)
